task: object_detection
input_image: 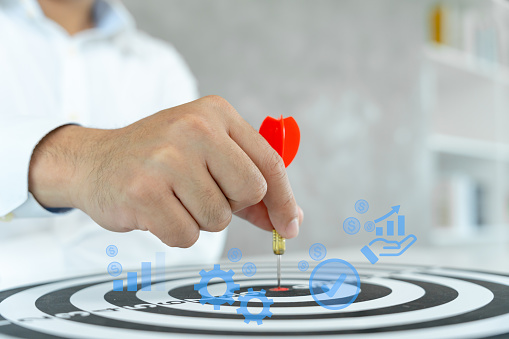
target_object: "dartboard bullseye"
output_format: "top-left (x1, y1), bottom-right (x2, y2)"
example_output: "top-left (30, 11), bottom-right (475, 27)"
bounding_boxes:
top-left (0, 262), bottom-right (508, 338)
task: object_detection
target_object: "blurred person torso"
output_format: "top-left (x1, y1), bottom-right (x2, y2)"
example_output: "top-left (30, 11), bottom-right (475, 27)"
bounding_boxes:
top-left (0, 0), bottom-right (226, 289)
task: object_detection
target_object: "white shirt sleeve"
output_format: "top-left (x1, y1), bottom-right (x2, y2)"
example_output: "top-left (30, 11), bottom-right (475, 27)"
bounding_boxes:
top-left (161, 45), bottom-right (200, 106)
top-left (137, 33), bottom-right (200, 109)
top-left (0, 116), bottom-right (76, 219)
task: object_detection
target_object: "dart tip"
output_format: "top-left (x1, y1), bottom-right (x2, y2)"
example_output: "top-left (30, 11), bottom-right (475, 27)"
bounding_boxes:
top-left (270, 287), bottom-right (289, 292)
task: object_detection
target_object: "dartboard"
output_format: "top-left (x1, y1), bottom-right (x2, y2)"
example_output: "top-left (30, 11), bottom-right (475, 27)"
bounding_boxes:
top-left (0, 261), bottom-right (508, 338)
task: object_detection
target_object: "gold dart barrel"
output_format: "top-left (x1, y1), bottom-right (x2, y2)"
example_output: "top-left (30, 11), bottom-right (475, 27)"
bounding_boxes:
top-left (273, 230), bottom-right (285, 288)
top-left (272, 230), bottom-right (285, 255)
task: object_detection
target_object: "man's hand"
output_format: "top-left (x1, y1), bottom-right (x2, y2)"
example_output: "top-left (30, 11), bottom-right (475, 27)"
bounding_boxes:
top-left (28, 96), bottom-right (303, 247)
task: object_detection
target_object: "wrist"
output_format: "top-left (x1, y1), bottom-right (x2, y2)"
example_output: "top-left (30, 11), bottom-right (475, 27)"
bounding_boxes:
top-left (28, 124), bottom-right (104, 209)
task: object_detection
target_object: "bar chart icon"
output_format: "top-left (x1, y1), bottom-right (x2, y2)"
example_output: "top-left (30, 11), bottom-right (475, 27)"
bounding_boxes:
top-left (375, 215), bottom-right (405, 236)
top-left (112, 252), bottom-right (167, 292)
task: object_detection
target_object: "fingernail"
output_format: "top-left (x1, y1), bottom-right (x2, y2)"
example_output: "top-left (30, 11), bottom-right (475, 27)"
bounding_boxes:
top-left (286, 217), bottom-right (300, 238)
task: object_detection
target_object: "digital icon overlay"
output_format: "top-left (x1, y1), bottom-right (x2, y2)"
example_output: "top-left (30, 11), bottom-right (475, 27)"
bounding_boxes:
top-left (242, 262), bottom-right (257, 277)
top-left (361, 234), bottom-right (417, 264)
top-left (106, 246), bottom-right (168, 292)
top-left (364, 221), bottom-right (375, 232)
top-left (237, 288), bottom-right (274, 325)
top-left (194, 264), bottom-right (274, 325)
top-left (228, 248), bottom-right (242, 262)
top-left (106, 245), bottom-right (118, 257)
top-left (194, 264), bottom-right (240, 310)
top-left (355, 199), bottom-right (369, 214)
top-left (343, 217), bottom-right (361, 235)
top-left (107, 262), bottom-right (122, 277)
top-left (309, 258), bottom-right (360, 310)
top-left (309, 243), bottom-right (327, 261)
top-left (298, 260), bottom-right (309, 271)
top-left (341, 201), bottom-right (417, 264)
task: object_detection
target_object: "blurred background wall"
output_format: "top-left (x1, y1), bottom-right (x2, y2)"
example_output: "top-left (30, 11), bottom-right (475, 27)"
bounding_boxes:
top-left (122, 0), bottom-right (509, 257)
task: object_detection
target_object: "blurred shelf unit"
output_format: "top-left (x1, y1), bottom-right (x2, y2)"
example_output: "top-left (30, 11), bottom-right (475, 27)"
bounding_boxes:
top-left (428, 134), bottom-right (509, 162)
top-left (424, 44), bottom-right (509, 85)
top-left (424, 0), bottom-right (509, 245)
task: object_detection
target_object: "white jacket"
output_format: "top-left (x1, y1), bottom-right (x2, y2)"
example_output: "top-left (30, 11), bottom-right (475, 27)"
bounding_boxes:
top-left (0, 0), bottom-right (226, 289)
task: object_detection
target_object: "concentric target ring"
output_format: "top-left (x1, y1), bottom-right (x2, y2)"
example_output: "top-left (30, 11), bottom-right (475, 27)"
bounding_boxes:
top-left (0, 262), bottom-right (508, 338)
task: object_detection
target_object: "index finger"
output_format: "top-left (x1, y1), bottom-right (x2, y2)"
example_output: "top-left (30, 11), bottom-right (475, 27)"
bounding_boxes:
top-left (223, 107), bottom-right (300, 238)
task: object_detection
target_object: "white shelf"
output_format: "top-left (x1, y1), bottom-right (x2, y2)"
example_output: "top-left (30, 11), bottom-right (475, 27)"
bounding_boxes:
top-left (424, 43), bottom-right (509, 84)
top-left (429, 134), bottom-right (509, 161)
top-left (424, 44), bottom-right (509, 143)
top-left (430, 224), bottom-right (509, 246)
top-left (423, 20), bottom-right (509, 246)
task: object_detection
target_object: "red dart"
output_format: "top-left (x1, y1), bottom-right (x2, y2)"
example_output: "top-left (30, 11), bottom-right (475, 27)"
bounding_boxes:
top-left (259, 115), bottom-right (300, 289)
top-left (259, 115), bottom-right (300, 167)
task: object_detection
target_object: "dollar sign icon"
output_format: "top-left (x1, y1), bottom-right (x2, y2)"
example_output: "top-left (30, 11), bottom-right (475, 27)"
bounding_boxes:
top-left (107, 262), bottom-right (122, 277)
top-left (348, 220), bottom-right (356, 232)
top-left (309, 243), bottom-right (326, 261)
top-left (298, 260), bottom-right (309, 271)
top-left (364, 221), bottom-right (375, 232)
top-left (228, 248), bottom-right (242, 262)
top-left (243, 262), bottom-right (256, 277)
top-left (314, 247), bottom-right (321, 258)
top-left (343, 217), bottom-right (361, 235)
top-left (106, 245), bottom-right (118, 257)
top-left (355, 199), bottom-right (369, 214)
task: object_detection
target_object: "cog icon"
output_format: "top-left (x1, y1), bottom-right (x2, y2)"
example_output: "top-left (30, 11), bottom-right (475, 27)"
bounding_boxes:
top-left (194, 264), bottom-right (240, 310)
top-left (236, 288), bottom-right (274, 325)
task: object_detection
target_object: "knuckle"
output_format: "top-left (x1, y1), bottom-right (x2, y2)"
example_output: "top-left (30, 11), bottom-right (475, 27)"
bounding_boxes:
top-left (280, 194), bottom-right (295, 210)
top-left (201, 95), bottom-right (230, 108)
top-left (209, 212), bottom-right (232, 232)
top-left (149, 225), bottom-right (171, 247)
top-left (199, 196), bottom-right (232, 232)
top-left (264, 149), bottom-right (286, 181)
top-left (177, 113), bottom-right (214, 138)
top-left (125, 176), bottom-right (154, 203)
top-left (148, 146), bottom-right (186, 174)
top-left (148, 221), bottom-right (173, 247)
top-left (177, 228), bottom-right (200, 248)
top-left (157, 222), bottom-right (199, 249)
top-left (245, 175), bottom-right (267, 205)
top-left (200, 95), bottom-right (237, 118)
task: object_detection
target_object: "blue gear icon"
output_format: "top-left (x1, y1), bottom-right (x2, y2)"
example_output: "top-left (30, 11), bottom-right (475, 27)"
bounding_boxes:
top-left (236, 288), bottom-right (274, 325)
top-left (194, 264), bottom-right (240, 310)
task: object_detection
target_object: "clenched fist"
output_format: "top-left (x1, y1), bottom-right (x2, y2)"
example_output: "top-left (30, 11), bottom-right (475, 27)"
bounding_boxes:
top-left (29, 96), bottom-right (303, 247)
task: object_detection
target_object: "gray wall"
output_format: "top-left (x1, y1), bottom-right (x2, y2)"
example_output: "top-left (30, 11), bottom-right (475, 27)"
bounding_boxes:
top-left (123, 0), bottom-right (430, 257)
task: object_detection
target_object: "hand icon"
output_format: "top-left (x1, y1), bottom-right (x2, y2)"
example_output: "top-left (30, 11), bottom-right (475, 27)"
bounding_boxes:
top-left (360, 234), bottom-right (417, 264)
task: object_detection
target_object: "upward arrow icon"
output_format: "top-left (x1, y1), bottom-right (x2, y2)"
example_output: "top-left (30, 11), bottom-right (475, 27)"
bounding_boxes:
top-left (374, 205), bottom-right (400, 224)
